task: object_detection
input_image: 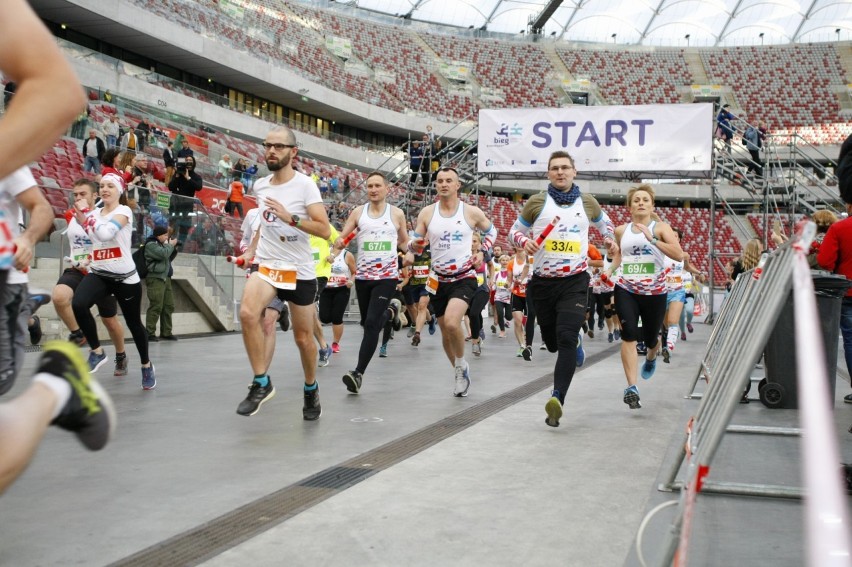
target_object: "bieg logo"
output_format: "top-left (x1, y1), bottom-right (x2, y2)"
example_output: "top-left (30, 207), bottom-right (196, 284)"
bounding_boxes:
top-left (490, 122), bottom-right (523, 147)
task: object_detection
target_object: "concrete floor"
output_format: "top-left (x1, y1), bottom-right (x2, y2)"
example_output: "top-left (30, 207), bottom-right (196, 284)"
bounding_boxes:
top-left (0, 318), bottom-right (850, 566)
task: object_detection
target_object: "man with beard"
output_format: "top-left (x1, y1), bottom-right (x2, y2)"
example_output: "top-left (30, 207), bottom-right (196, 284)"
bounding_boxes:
top-left (231, 127), bottom-right (330, 421)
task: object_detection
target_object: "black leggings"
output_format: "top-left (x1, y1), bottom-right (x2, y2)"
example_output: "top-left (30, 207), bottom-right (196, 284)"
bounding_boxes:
top-left (354, 279), bottom-right (396, 374)
top-left (72, 274), bottom-right (149, 364)
top-left (494, 300), bottom-right (511, 331)
top-left (525, 293), bottom-right (537, 347)
top-left (467, 288), bottom-right (489, 340)
top-left (614, 286), bottom-right (667, 348)
top-left (319, 286), bottom-right (350, 325)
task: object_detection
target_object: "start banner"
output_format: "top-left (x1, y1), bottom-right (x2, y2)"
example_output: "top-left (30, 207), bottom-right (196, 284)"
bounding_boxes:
top-left (477, 104), bottom-right (713, 173)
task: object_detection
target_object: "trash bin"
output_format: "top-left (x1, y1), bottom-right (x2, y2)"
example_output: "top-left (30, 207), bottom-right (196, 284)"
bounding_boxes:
top-left (761, 271), bottom-right (850, 409)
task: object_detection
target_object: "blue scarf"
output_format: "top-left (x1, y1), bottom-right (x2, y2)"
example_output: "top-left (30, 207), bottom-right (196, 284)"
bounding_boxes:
top-left (548, 183), bottom-right (581, 206)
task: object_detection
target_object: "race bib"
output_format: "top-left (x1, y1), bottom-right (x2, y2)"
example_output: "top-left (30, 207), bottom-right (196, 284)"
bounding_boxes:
top-left (363, 240), bottom-right (392, 252)
top-left (622, 261), bottom-right (654, 279)
top-left (311, 248), bottom-right (321, 262)
top-left (70, 247), bottom-right (90, 264)
top-left (666, 274), bottom-right (683, 285)
top-left (91, 245), bottom-right (122, 264)
top-left (413, 265), bottom-right (429, 278)
top-left (426, 274), bottom-right (439, 295)
top-left (329, 275), bottom-right (348, 286)
top-left (258, 261), bottom-right (297, 290)
top-left (543, 239), bottom-right (581, 257)
top-left (476, 273), bottom-right (485, 286)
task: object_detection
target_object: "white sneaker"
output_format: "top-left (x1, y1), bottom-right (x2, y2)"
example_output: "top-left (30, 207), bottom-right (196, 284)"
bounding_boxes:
top-left (539, 343), bottom-right (547, 350)
top-left (453, 363), bottom-right (470, 397)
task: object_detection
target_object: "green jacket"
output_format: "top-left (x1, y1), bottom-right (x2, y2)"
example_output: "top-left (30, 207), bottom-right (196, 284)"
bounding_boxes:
top-left (143, 238), bottom-right (176, 280)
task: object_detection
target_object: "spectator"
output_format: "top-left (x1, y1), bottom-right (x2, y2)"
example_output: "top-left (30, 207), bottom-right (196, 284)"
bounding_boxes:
top-left (176, 137), bottom-right (194, 159)
top-left (102, 115), bottom-right (119, 148)
top-left (98, 147), bottom-right (123, 180)
top-left (319, 175), bottom-right (328, 196)
top-left (808, 210), bottom-right (838, 269)
top-left (81, 130), bottom-right (104, 175)
top-left (425, 124), bottom-right (435, 144)
top-left (70, 105), bottom-right (89, 139)
top-left (119, 128), bottom-right (139, 153)
top-left (716, 104), bottom-right (735, 149)
top-left (408, 140), bottom-right (423, 185)
top-left (216, 154), bottom-right (231, 185)
top-left (103, 89), bottom-right (113, 103)
top-left (817, 202), bottom-right (852, 403)
top-left (742, 122), bottom-right (763, 177)
top-left (245, 162), bottom-right (258, 191)
top-left (163, 140), bottom-right (175, 185)
top-left (134, 118), bottom-right (150, 152)
top-left (189, 218), bottom-right (218, 255)
top-left (167, 155), bottom-right (202, 243)
top-left (232, 157), bottom-right (246, 184)
top-left (144, 225), bottom-right (178, 342)
top-left (330, 176), bottom-right (339, 194)
top-left (129, 153), bottom-right (151, 212)
top-left (343, 175), bottom-right (350, 193)
top-left (226, 175), bottom-right (244, 218)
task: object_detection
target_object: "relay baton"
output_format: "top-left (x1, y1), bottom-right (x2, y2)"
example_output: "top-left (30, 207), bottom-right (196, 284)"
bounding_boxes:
top-left (534, 216), bottom-right (560, 246)
top-left (226, 255), bottom-right (246, 267)
top-left (341, 228), bottom-right (359, 246)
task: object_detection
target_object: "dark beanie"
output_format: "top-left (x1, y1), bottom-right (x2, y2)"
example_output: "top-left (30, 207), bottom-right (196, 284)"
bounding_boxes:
top-left (153, 225), bottom-right (169, 237)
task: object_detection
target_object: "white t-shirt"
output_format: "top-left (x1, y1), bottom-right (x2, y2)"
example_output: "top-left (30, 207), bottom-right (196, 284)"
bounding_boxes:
top-left (253, 171), bottom-right (323, 280)
top-left (87, 204), bottom-right (139, 284)
top-left (0, 167), bottom-right (36, 283)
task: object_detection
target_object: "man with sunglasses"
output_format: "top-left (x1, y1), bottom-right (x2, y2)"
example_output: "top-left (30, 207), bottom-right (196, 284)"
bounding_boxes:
top-left (232, 127), bottom-right (331, 421)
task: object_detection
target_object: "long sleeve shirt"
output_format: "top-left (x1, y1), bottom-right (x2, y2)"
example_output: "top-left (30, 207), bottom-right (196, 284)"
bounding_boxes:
top-left (817, 216), bottom-right (852, 297)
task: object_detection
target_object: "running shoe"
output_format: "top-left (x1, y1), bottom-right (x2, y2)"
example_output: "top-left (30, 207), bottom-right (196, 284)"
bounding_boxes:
top-left (28, 315), bottom-right (43, 345)
top-left (407, 327), bottom-right (416, 338)
top-left (411, 332), bottom-right (421, 346)
top-left (114, 354), bottom-right (128, 376)
top-left (608, 333), bottom-right (614, 343)
top-left (379, 343), bottom-right (388, 358)
top-left (43, 341), bottom-right (116, 451)
top-left (588, 328), bottom-right (595, 339)
top-left (540, 343), bottom-right (547, 350)
top-left (453, 363), bottom-right (470, 397)
top-left (576, 336), bottom-right (585, 367)
top-left (623, 385), bottom-right (641, 409)
top-left (237, 378), bottom-right (275, 415)
top-left (687, 323), bottom-right (694, 333)
top-left (428, 316), bottom-right (437, 335)
top-left (681, 333), bottom-right (687, 341)
top-left (522, 345), bottom-right (532, 361)
top-left (479, 328), bottom-right (485, 341)
top-left (498, 332), bottom-right (506, 339)
top-left (613, 329), bottom-right (621, 341)
top-left (491, 324), bottom-right (496, 334)
top-left (141, 364), bottom-right (156, 390)
top-left (472, 341), bottom-right (481, 357)
top-left (318, 345), bottom-right (332, 367)
top-left (641, 358), bottom-right (657, 380)
top-left (279, 304), bottom-right (291, 332)
top-left (545, 393), bottom-right (562, 427)
top-left (342, 370), bottom-right (362, 394)
top-left (598, 321), bottom-right (604, 330)
top-left (87, 350), bottom-right (108, 373)
top-left (636, 341), bottom-right (647, 356)
top-left (389, 299), bottom-right (403, 331)
top-left (662, 348), bottom-right (670, 364)
top-left (516, 347), bottom-right (524, 358)
top-left (303, 384), bottom-right (321, 421)
top-left (331, 342), bottom-right (340, 354)
top-left (845, 393), bottom-right (852, 404)
top-left (68, 329), bottom-right (87, 347)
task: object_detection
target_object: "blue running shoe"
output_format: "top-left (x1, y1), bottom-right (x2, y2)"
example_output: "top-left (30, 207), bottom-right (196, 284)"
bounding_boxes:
top-left (318, 345), bottom-right (331, 367)
top-left (379, 343), bottom-right (388, 358)
top-left (641, 357), bottom-right (657, 380)
top-left (141, 364), bottom-right (156, 390)
top-left (576, 336), bottom-right (585, 367)
top-left (88, 350), bottom-right (108, 373)
top-left (623, 385), bottom-right (641, 409)
top-left (428, 316), bottom-right (437, 336)
top-left (613, 329), bottom-right (621, 341)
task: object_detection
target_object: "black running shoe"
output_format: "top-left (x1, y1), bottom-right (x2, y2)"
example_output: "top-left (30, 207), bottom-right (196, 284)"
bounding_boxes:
top-left (303, 385), bottom-right (322, 421)
top-left (28, 315), bottom-right (43, 345)
top-left (279, 304), bottom-right (291, 332)
top-left (236, 378), bottom-right (276, 416)
top-left (522, 345), bottom-right (532, 361)
top-left (342, 370), bottom-right (362, 394)
top-left (662, 348), bottom-right (670, 364)
top-left (45, 341), bottom-right (116, 450)
top-left (68, 329), bottom-right (87, 347)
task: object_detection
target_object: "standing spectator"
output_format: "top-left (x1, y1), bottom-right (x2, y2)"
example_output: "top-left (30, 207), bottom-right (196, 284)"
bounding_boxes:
top-left (408, 141), bottom-right (423, 185)
top-left (102, 115), bottom-right (119, 148)
top-left (81, 130), bottom-right (104, 175)
top-left (245, 162), bottom-right (258, 192)
top-left (216, 154), bottom-right (232, 185)
top-left (226, 175), bottom-right (244, 218)
top-left (425, 124), bottom-right (435, 144)
top-left (319, 175), bottom-right (328, 197)
top-left (419, 134), bottom-right (432, 186)
top-left (168, 155), bottom-right (202, 244)
top-left (716, 104), bottom-right (735, 149)
top-left (743, 123), bottom-right (763, 177)
top-left (70, 105), bottom-right (88, 139)
top-left (176, 137), bottom-right (194, 159)
top-left (343, 175), bottom-right (350, 194)
top-left (162, 140), bottom-right (175, 185)
top-left (129, 153), bottom-right (151, 212)
top-left (120, 128), bottom-right (139, 154)
top-left (330, 176), bottom-right (339, 194)
top-left (232, 157), bottom-right (247, 184)
top-left (134, 118), bottom-right (150, 152)
top-left (144, 225), bottom-right (178, 342)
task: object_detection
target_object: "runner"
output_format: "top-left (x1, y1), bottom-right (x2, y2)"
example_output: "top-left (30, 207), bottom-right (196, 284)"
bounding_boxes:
top-left (406, 243), bottom-right (437, 347)
top-left (320, 243), bottom-right (356, 355)
top-left (232, 126), bottom-right (331, 420)
top-left (509, 150), bottom-right (618, 427)
top-left (605, 185), bottom-right (684, 409)
top-left (334, 172), bottom-right (409, 394)
top-left (408, 167), bottom-right (497, 397)
top-left (660, 228), bottom-right (705, 363)
top-left (491, 255), bottom-right (512, 339)
top-left (310, 224), bottom-right (339, 367)
top-left (506, 247), bottom-right (530, 358)
top-left (467, 232), bottom-right (491, 357)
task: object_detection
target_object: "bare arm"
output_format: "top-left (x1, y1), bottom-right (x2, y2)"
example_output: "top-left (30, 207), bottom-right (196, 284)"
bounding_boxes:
top-left (334, 206), bottom-right (362, 250)
top-left (392, 206), bottom-right (409, 252)
top-left (0, 0), bottom-right (87, 178)
top-left (13, 186), bottom-right (54, 270)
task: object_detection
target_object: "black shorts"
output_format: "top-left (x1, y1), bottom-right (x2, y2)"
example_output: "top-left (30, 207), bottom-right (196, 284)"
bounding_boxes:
top-left (314, 276), bottom-right (328, 302)
top-left (273, 278), bottom-right (318, 307)
top-left (56, 267), bottom-right (118, 318)
top-left (430, 277), bottom-right (477, 318)
top-left (403, 284), bottom-right (428, 305)
top-left (511, 293), bottom-right (527, 313)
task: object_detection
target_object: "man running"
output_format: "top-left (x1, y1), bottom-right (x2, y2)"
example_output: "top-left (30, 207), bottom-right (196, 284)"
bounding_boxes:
top-left (334, 172), bottom-right (409, 394)
top-left (233, 126), bottom-right (330, 420)
top-left (409, 167), bottom-right (497, 397)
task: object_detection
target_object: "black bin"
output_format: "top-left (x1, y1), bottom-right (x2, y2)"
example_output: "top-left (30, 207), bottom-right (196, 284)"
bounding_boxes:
top-left (761, 272), bottom-right (850, 409)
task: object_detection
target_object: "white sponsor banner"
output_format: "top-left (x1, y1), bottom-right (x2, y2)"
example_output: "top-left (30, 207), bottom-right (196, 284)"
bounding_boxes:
top-left (477, 104), bottom-right (713, 173)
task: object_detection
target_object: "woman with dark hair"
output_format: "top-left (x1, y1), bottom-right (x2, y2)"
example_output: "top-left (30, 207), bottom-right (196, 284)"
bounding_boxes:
top-left (71, 173), bottom-right (155, 390)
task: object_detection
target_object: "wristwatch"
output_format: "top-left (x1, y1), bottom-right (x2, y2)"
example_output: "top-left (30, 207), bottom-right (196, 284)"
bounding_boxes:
top-left (289, 215), bottom-right (300, 227)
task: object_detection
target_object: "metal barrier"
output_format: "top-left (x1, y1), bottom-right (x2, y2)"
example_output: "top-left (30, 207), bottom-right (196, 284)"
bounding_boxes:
top-left (643, 223), bottom-right (851, 566)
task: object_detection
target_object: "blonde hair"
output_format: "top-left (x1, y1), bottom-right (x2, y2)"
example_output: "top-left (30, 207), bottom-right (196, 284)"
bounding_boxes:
top-left (742, 238), bottom-right (763, 271)
top-left (812, 210), bottom-right (838, 234)
top-left (626, 184), bottom-right (655, 207)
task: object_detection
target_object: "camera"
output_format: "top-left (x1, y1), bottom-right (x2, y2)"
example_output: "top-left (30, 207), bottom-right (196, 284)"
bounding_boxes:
top-left (176, 157), bottom-right (188, 173)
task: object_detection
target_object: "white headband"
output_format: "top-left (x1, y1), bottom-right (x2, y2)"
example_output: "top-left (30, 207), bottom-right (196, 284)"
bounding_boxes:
top-left (101, 173), bottom-right (126, 194)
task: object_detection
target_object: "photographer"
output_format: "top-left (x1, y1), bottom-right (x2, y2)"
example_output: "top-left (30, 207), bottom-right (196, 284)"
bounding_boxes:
top-left (144, 226), bottom-right (178, 341)
top-left (168, 155), bottom-right (202, 243)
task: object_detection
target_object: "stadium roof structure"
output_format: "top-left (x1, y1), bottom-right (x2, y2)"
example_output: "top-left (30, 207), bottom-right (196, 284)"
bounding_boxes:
top-left (333, 0), bottom-right (852, 46)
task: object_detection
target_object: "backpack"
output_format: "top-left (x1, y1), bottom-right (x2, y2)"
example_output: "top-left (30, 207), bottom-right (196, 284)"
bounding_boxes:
top-left (132, 242), bottom-right (149, 278)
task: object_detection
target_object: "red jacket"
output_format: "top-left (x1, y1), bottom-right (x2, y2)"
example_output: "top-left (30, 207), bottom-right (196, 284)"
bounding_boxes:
top-left (817, 216), bottom-right (852, 297)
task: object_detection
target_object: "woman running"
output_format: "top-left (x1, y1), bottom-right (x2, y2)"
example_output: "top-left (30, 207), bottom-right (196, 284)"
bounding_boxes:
top-left (467, 232), bottom-right (490, 357)
top-left (320, 247), bottom-right (356, 355)
top-left (507, 247), bottom-right (530, 357)
top-left (71, 173), bottom-right (155, 389)
top-left (660, 228), bottom-right (705, 363)
top-left (606, 185), bottom-right (683, 410)
top-left (491, 255), bottom-right (511, 339)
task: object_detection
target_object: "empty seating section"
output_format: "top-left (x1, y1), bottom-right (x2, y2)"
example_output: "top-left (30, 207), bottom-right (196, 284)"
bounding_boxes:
top-left (556, 48), bottom-right (691, 105)
top-left (701, 45), bottom-right (847, 144)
